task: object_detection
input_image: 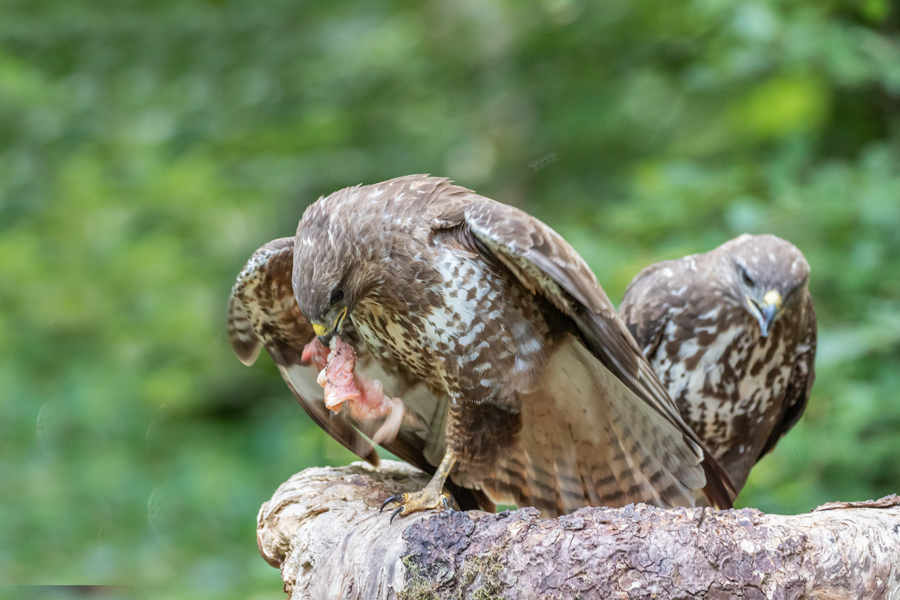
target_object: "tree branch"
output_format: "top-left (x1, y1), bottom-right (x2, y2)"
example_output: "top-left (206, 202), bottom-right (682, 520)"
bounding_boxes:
top-left (257, 461), bottom-right (900, 599)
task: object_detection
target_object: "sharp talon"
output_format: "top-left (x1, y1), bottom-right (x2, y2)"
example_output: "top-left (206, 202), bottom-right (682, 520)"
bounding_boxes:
top-left (380, 494), bottom-right (402, 513)
top-left (440, 496), bottom-right (450, 510)
top-left (390, 506), bottom-right (405, 524)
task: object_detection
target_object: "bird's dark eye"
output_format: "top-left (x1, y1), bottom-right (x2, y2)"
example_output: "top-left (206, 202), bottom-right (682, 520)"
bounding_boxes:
top-left (329, 289), bottom-right (344, 305)
top-left (740, 267), bottom-right (755, 287)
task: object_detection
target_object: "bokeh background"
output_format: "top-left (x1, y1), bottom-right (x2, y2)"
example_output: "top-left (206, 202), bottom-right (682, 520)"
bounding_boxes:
top-left (2, 0), bottom-right (898, 597)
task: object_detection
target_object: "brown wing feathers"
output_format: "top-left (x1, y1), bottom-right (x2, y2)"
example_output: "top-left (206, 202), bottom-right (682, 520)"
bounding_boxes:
top-left (450, 197), bottom-right (735, 509)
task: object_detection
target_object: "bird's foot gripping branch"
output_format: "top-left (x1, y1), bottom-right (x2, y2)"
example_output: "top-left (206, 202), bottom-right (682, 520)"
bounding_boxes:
top-left (380, 452), bottom-right (458, 522)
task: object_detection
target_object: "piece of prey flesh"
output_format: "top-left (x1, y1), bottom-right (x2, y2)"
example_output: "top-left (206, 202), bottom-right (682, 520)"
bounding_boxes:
top-left (301, 335), bottom-right (405, 444)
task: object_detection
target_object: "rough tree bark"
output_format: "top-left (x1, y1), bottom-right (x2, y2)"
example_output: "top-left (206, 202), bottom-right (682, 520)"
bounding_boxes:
top-left (256, 461), bottom-right (900, 600)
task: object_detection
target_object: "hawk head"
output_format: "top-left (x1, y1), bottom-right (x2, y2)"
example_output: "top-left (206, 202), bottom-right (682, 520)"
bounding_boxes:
top-left (290, 186), bottom-right (388, 344)
top-left (719, 234), bottom-right (810, 338)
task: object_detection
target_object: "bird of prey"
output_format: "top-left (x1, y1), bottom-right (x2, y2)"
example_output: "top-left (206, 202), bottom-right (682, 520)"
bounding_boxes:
top-left (285, 174), bottom-right (733, 518)
top-left (619, 234), bottom-right (816, 494)
top-left (228, 237), bottom-right (494, 512)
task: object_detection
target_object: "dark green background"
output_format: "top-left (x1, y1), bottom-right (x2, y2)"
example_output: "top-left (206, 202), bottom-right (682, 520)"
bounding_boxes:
top-left (1, 0), bottom-right (898, 597)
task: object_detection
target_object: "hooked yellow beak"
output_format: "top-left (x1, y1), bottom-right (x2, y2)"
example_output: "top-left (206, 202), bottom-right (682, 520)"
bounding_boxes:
top-left (763, 289), bottom-right (782, 310)
top-left (312, 306), bottom-right (348, 341)
top-left (747, 290), bottom-right (782, 338)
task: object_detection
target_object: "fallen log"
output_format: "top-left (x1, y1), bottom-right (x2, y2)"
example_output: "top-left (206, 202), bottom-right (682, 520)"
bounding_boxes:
top-left (256, 460), bottom-right (900, 599)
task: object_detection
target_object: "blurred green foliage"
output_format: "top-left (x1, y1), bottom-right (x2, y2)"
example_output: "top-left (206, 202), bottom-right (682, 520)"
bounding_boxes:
top-left (1, 0), bottom-right (898, 596)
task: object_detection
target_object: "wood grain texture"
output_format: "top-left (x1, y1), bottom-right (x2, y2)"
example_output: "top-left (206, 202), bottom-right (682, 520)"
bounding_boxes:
top-left (257, 461), bottom-right (900, 600)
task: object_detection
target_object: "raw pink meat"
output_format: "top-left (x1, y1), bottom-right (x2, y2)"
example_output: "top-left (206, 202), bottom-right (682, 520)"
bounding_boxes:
top-left (301, 335), bottom-right (405, 443)
top-left (320, 335), bottom-right (361, 412)
top-left (300, 336), bottom-right (329, 371)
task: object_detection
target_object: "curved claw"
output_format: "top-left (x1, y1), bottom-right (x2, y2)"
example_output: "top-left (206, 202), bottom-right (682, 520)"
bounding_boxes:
top-left (380, 494), bottom-right (404, 513)
top-left (379, 489), bottom-right (452, 522)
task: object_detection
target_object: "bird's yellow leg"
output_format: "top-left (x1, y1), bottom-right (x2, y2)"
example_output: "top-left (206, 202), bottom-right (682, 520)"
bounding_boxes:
top-left (380, 450), bottom-right (457, 522)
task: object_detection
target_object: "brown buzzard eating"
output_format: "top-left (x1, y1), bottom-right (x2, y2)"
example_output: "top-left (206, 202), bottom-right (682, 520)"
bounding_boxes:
top-left (619, 234), bottom-right (816, 494)
top-left (281, 174), bottom-right (733, 518)
top-left (227, 237), bottom-right (495, 512)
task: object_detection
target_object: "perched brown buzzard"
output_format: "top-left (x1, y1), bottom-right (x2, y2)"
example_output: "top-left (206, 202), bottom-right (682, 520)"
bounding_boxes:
top-left (619, 234), bottom-right (816, 494)
top-left (283, 174), bottom-right (733, 518)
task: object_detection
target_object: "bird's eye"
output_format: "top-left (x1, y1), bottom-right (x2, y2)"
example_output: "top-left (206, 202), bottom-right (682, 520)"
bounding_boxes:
top-left (740, 267), bottom-right (755, 287)
top-left (329, 289), bottom-right (344, 305)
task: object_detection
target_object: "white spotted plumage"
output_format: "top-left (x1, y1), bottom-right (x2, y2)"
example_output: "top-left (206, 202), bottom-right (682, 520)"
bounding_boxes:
top-left (621, 234), bottom-right (816, 495)
top-left (289, 175), bottom-right (736, 515)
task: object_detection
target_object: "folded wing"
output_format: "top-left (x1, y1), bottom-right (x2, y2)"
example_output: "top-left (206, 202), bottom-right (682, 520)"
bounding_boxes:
top-left (433, 193), bottom-right (735, 510)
